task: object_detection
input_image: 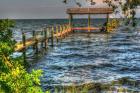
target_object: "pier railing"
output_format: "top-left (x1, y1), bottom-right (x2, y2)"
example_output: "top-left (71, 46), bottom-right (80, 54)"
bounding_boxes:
top-left (15, 24), bottom-right (72, 52)
top-left (14, 19), bottom-right (119, 63)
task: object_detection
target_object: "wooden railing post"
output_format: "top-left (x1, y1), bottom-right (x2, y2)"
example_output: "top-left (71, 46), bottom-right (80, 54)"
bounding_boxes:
top-left (69, 14), bottom-right (73, 32)
top-left (106, 13), bottom-right (109, 32)
top-left (56, 25), bottom-right (59, 42)
top-left (41, 29), bottom-right (44, 48)
top-left (67, 24), bottom-right (70, 33)
top-left (51, 26), bottom-right (54, 47)
top-left (44, 28), bottom-right (47, 49)
top-left (32, 30), bottom-right (36, 50)
top-left (60, 25), bottom-right (62, 38)
top-left (33, 30), bottom-right (38, 54)
top-left (64, 24), bottom-right (67, 36)
top-left (62, 25), bottom-right (64, 38)
top-left (22, 32), bottom-right (26, 64)
top-left (66, 24), bottom-right (68, 34)
top-left (58, 25), bottom-right (60, 34)
top-left (65, 24), bottom-right (68, 36)
top-left (63, 25), bottom-right (65, 38)
top-left (47, 27), bottom-right (50, 38)
top-left (22, 32), bottom-right (26, 48)
top-left (88, 14), bottom-right (91, 32)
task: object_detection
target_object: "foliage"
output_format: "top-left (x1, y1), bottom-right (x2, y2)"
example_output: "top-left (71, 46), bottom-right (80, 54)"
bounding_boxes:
top-left (0, 19), bottom-right (15, 42)
top-left (0, 19), bottom-right (16, 73)
top-left (0, 19), bottom-right (43, 93)
top-left (63, 0), bottom-right (140, 27)
top-left (103, 0), bottom-right (139, 27)
top-left (0, 67), bottom-right (43, 93)
top-left (107, 19), bottom-right (120, 32)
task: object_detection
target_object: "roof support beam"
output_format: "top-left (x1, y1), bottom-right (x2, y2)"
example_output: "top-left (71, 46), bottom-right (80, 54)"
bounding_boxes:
top-left (88, 14), bottom-right (91, 32)
top-left (106, 13), bottom-right (109, 32)
top-left (67, 8), bottom-right (113, 14)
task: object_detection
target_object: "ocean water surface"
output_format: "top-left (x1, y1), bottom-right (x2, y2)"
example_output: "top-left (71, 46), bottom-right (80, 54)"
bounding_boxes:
top-left (14, 19), bottom-right (140, 92)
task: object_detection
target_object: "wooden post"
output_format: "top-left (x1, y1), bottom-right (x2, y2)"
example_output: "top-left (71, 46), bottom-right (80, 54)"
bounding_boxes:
top-left (60, 25), bottom-right (63, 38)
top-left (63, 25), bottom-right (65, 38)
top-left (32, 30), bottom-right (36, 50)
top-left (65, 24), bottom-right (68, 36)
top-left (69, 14), bottom-right (73, 32)
top-left (44, 28), bottom-right (47, 49)
top-left (88, 14), bottom-right (91, 32)
top-left (41, 29), bottom-right (44, 48)
top-left (58, 25), bottom-right (60, 34)
top-left (56, 25), bottom-right (59, 42)
top-left (61, 25), bottom-right (63, 38)
top-left (22, 32), bottom-right (26, 64)
top-left (47, 27), bottom-right (50, 38)
top-left (33, 31), bottom-right (38, 54)
top-left (68, 24), bottom-right (70, 33)
top-left (51, 26), bottom-right (54, 47)
top-left (106, 13), bottom-right (109, 32)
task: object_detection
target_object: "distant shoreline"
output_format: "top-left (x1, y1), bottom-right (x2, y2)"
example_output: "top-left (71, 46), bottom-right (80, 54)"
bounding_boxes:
top-left (0, 18), bottom-right (136, 20)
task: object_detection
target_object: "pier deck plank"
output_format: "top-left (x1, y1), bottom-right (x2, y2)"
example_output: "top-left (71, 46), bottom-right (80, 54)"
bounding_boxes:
top-left (73, 27), bottom-right (100, 30)
top-left (15, 28), bottom-right (72, 52)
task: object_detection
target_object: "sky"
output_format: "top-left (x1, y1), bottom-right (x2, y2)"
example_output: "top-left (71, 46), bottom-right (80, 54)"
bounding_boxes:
top-left (0, 0), bottom-right (139, 19)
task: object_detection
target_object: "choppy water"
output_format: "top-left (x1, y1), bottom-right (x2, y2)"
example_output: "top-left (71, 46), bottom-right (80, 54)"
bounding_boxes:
top-left (14, 19), bottom-right (140, 92)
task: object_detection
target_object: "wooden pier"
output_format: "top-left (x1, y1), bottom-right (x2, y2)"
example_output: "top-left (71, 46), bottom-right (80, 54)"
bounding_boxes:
top-left (73, 27), bottom-right (100, 31)
top-left (15, 24), bottom-right (72, 52)
top-left (15, 7), bottom-right (115, 62)
top-left (67, 8), bottom-right (113, 32)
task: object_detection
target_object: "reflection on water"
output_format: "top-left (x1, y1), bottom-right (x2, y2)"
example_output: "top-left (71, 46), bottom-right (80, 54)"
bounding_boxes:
top-left (14, 19), bottom-right (140, 92)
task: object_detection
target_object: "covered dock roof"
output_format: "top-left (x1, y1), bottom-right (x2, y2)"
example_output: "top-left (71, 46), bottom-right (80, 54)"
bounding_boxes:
top-left (67, 8), bottom-right (113, 14)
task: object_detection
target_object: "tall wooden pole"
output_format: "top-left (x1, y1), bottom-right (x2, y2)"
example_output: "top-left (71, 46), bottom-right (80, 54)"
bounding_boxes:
top-left (106, 13), bottom-right (109, 32)
top-left (22, 32), bottom-right (26, 64)
top-left (34, 31), bottom-right (38, 54)
top-left (51, 26), bottom-right (54, 47)
top-left (44, 28), bottom-right (47, 49)
top-left (41, 29), bottom-right (44, 48)
top-left (32, 30), bottom-right (36, 50)
top-left (61, 25), bottom-right (64, 38)
top-left (88, 14), bottom-right (91, 32)
top-left (69, 14), bottom-right (73, 32)
top-left (32, 30), bottom-right (38, 54)
top-left (60, 25), bottom-right (63, 39)
top-left (56, 25), bottom-right (59, 42)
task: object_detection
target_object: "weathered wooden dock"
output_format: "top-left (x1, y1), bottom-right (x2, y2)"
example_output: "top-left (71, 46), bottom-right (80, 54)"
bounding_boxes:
top-left (67, 8), bottom-right (113, 32)
top-left (15, 24), bottom-right (72, 52)
top-left (73, 27), bottom-right (100, 31)
top-left (15, 7), bottom-right (115, 62)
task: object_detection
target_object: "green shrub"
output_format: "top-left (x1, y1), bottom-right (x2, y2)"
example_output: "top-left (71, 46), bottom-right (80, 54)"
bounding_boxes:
top-left (0, 19), bottom-right (43, 93)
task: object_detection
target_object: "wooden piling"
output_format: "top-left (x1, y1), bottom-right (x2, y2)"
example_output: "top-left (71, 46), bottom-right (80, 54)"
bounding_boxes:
top-left (68, 24), bottom-right (71, 33)
top-left (41, 29), bottom-right (44, 48)
top-left (33, 31), bottom-right (38, 54)
top-left (69, 14), bottom-right (73, 32)
top-left (32, 30), bottom-right (36, 50)
top-left (88, 14), bottom-right (91, 32)
top-left (65, 24), bottom-right (67, 34)
top-left (62, 25), bottom-right (64, 38)
top-left (63, 25), bottom-right (65, 38)
top-left (51, 26), bottom-right (54, 47)
top-left (22, 32), bottom-right (26, 63)
top-left (106, 13), bottom-right (109, 32)
top-left (44, 28), bottom-right (48, 49)
top-left (60, 25), bottom-right (63, 39)
top-left (56, 25), bottom-right (59, 42)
